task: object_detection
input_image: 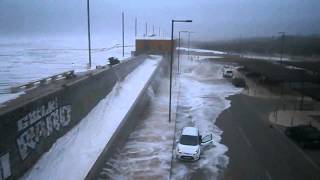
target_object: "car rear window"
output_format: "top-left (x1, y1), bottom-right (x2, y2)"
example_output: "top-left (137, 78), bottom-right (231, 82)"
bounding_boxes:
top-left (180, 135), bottom-right (199, 146)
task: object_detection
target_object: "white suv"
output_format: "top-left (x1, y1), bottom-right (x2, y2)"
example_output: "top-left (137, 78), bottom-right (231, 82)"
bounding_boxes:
top-left (223, 67), bottom-right (233, 78)
top-left (175, 127), bottom-right (213, 161)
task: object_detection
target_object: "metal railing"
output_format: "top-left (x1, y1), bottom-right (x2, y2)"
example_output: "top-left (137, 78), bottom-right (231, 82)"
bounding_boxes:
top-left (10, 70), bottom-right (75, 93)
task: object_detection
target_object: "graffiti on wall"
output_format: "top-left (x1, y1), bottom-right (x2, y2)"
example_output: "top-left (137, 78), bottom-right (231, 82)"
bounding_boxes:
top-left (0, 153), bottom-right (11, 180)
top-left (15, 98), bottom-right (72, 160)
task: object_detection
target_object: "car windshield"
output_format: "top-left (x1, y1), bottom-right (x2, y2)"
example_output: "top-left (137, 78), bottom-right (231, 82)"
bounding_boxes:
top-left (180, 135), bottom-right (199, 146)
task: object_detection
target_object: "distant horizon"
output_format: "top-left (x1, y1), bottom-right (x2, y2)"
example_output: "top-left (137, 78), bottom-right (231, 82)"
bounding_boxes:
top-left (2, 32), bottom-right (320, 44)
top-left (1, 0), bottom-right (320, 42)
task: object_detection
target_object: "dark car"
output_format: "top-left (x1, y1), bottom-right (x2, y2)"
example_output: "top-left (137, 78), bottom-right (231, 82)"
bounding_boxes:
top-left (232, 77), bottom-right (246, 87)
top-left (108, 57), bottom-right (120, 66)
top-left (285, 125), bottom-right (320, 148)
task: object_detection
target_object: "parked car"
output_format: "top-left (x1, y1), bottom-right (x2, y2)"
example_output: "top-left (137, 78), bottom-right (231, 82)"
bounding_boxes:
top-left (108, 57), bottom-right (120, 66)
top-left (285, 125), bottom-right (320, 148)
top-left (175, 127), bottom-right (213, 161)
top-left (232, 77), bottom-right (246, 87)
top-left (223, 68), bottom-right (233, 78)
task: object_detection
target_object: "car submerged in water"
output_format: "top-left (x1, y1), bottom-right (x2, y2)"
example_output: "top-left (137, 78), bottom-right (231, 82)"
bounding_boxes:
top-left (175, 127), bottom-right (214, 161)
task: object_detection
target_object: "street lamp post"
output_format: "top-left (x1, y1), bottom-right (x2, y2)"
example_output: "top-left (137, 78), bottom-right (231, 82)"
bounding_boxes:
top-left (279, 32), bottom-right (285, 64)
top-left (178, 31), bottom-right (188, 74)
top-left (122, 12), bottom-right (125, 57)
top-left (169, 19), bottom-right (192, 123)
top-left (187, 31), bottom-right (195, 59)
top-left (145, 22), bottom-right (148, 37)
top-left (86, 0), bottom-right (92, 69)
top-left (135, 17), bottom-right (137, 37)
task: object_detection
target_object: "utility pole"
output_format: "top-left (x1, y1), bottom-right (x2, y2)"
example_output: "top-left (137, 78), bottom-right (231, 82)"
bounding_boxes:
top-left (159, 27), bottom-right (161, 36)
top-left (122, 12), bottom-right (124, 57)
top-left (86, 0), bottom-right (92, 68)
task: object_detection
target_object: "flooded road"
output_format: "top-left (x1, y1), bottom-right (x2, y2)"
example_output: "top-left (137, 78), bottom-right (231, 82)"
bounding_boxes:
top-left (170, 57), bottom-right (241, 180)
top-left (97, 56), bottom-right (241, 180)
top-left (96, 77), bottom-right (175, 180)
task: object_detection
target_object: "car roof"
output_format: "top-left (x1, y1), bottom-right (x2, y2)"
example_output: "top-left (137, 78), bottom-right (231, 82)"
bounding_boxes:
top-left (182, 127), bottom-right (198, 136)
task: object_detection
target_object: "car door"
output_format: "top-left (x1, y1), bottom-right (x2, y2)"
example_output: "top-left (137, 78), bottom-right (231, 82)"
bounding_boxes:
top-left (200, 133), bottom-right (214, 146)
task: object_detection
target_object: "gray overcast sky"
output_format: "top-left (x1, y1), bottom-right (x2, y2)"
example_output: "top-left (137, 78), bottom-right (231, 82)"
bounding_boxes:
top-left (0, 0), bottom-right (320, 41)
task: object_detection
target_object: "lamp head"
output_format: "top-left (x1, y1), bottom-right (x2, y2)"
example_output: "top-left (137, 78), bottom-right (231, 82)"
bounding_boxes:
top-left (173, 19), bottom-right (193, 23)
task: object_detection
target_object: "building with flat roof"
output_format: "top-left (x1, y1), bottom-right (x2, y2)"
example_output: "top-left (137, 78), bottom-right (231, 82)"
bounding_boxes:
top-left (135, 38), bottom-right (175, 55)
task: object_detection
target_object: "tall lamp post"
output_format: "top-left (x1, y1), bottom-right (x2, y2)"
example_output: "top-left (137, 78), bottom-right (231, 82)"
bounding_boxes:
top-left (178, 31), bottom-right (188, 74)
top-left (279, 32), bottom-right (285, 64)
top-left (187, 31), bottom-right (195, 59)
top-left (145, 22), bottom-right (148, 37)
top-left (169, 19), bottom-right (192, 123)
top-left (122, 12), bottom-right (125, 57)
top-left (135, 17), bottom-right (137, 37)
top-left (86, 0), bottom-right (92, 69)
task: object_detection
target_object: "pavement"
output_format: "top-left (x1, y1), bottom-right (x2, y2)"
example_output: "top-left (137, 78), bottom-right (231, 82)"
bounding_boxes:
top-left (236, 66), bottom-right (320, 129)
top-left (216, 94), bottom-right (320, 180)
top-left (269, 110), bottom-right (320, 129)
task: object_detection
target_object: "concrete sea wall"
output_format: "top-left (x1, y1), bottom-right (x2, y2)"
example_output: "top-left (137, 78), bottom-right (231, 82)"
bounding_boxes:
top-left (85, 55), bottom-right (167, 180)
top-left (0, 55), bottom-right (147, 180)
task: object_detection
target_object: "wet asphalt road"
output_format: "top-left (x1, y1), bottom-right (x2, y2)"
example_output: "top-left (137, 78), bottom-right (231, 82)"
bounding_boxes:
top-left (216, 94), bottom-right (320, 180)
top-left (92, 58), bottom-right (320, 180)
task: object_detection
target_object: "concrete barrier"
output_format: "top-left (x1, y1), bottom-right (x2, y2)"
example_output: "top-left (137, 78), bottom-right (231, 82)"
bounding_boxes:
top-left (85, 56), bottom-right (168, 180)
top-left (0, 55), bottom-right (147, 180)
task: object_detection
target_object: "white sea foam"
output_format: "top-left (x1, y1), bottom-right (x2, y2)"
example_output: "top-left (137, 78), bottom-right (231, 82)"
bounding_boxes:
top-left (101, 77), bottom-right (175, 180)
top-left (102, 55), bottom-right (241, 180)
top-left (21, 56), bottom-right (161, 180)
top-left (177, 47), bottom-right (226, 55)
top-left (171, 56), bottom-right (242, 180)
top-left (0, 91), bottom-right (25, 105)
